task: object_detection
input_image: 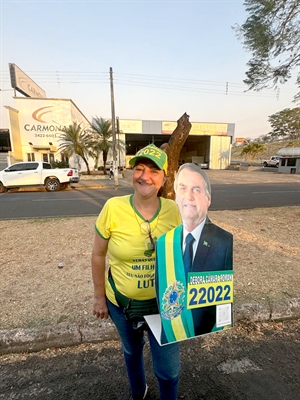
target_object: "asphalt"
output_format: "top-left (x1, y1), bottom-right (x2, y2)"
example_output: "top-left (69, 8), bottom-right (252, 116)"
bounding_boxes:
top-left (1, 166), bottom-right (299, 355)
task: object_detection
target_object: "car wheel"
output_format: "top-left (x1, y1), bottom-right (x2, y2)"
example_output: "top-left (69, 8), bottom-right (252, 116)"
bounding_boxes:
top-left (0, 182), bottom-right (7, 193)
top-left (45, 178), bottom-right (60, 192)
top-left (263, 162), bottom-right (268, 167)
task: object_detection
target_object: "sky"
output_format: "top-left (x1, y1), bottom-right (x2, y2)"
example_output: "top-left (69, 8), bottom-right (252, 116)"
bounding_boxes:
top-left (0, 0), bottom-right (298, 140)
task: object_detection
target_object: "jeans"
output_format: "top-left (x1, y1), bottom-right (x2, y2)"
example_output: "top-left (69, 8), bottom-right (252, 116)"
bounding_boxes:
top-left (107, 298), bottom-right (181, 400)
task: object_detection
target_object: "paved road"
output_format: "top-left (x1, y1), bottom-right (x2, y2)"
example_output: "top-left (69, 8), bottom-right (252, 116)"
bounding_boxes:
top-left (0, 182), bottom-right (299, 220)
top-left (0, 319), bottom-right (299, 400)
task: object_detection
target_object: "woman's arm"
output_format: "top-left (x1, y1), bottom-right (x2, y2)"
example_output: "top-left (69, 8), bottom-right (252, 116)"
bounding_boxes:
top-left (91, 232), bottom-right (109, 319)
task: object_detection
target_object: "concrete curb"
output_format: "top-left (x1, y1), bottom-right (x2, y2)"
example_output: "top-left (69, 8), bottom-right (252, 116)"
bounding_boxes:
top-left (0, 320), bottom-right (119, 355)
top-left (234, 298), bottom-right (300, 322)
top-left (1, 298), bottom-right (299, 355)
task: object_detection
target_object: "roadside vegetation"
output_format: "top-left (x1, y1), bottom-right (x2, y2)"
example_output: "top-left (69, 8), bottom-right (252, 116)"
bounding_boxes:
top-left (56, 118), bottom-right (124, 175)
top-left (233, 0), bottom-right (300, 102)
top-left (232, 1), bottom-right (300, 164)
top-left (232, 138), bottom-right (300, 163)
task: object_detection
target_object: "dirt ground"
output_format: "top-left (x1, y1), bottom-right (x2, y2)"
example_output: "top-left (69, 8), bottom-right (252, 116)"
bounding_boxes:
top-left (0, 318), bottom-right (299, 399)
top-left (1, 206), bottom-right (299, 330)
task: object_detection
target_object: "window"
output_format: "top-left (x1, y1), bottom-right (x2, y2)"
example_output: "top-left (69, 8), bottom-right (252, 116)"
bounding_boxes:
top-left (27, 153), bottom-right (35, 161)
top-left (287, 158), bottom-right (296, 167)
top-left (25, 163), bottom-right (38, 170)
top-left (281, 159), bottom-right (286, 166)
top-left (42, 154), bottom-right (48, 162)
top-left (49, 153), bottom-right (54, 164)
top-left (43, 163), bottom-right (52, 169)
top-left (7, 163), bottom-right (25, 171)
top-left (61, 154), bottom-right (69, 163)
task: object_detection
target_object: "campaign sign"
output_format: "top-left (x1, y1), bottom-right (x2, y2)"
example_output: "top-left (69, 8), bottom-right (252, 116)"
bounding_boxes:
top-left (145, 270), bottom-right (234, 346)
top-left (187, 271), bottom-right (233, 309)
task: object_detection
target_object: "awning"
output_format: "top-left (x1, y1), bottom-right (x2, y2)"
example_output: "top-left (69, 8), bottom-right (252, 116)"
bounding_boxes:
top-left (30, 144), bottom-right (57, 151)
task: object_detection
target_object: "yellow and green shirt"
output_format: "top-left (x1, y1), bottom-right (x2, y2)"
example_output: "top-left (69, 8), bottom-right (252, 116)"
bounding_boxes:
top-left (95, 194), bottom-right (181, 306)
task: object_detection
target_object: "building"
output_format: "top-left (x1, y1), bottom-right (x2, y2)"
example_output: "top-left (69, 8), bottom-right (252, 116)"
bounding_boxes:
top-left (3, 98), bottom-right (235, 171)
top-left (2, 63), bottom-right (235, 172)
top-left (3, 99), bottom-right (235, 171)
top-left (4, 97), bottom-right (92, 171)
top-left (277, 147), bottom-right (300, 174)
top-left (120, 119), bottom-right (235, 170)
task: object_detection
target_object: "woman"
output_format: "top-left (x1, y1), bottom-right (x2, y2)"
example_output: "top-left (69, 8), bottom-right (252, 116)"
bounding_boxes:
top-left (92, 144), bottom-right (182, 400)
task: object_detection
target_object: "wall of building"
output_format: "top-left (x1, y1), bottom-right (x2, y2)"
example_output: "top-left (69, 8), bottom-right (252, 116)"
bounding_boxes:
top-left (5, 98), bottom-right (235, 171)
top-left (277, 148), bottom-right (300, 174)
top-left (120, 119), bottom-right (234, 170)
top-left (6, 97), bottom-right (93, 170)
top-left (209, 136), bottom-right (231, 169)
top-left (278, 158), bottom-right (300, 174)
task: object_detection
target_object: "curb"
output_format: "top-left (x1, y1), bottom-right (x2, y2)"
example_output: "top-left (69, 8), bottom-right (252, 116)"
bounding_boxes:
top-left (1, 298), bottom-right (299, 356)
top-left (0, 320), bottom-right (119, 355)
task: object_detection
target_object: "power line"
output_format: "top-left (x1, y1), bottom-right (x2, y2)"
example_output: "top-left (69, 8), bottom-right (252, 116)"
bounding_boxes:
top-left (0, 69), bottom-right (297, 99)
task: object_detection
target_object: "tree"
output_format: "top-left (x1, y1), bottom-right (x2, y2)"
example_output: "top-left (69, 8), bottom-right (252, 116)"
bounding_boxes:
top-left (58, 122), bottom-right (93, 175)
top-left (161, 113), bottom-right (192, 199)
top-left (234, 0), bottom-right (300, 101)
top-left (240, 143), bottom-right (265, 165)
top-left (268, 107), bottom-right (300, 140)
top-left (90, 117), bottom-right (125, 174)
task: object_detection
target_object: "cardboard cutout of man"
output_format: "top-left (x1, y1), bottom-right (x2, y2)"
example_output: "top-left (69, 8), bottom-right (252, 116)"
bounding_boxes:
top-left (155, 163), bottom-right (233, 344)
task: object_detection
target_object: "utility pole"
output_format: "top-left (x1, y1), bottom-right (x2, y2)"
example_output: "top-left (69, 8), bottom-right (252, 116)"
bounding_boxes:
top-left (109, 67), bottom-right (118, 185)
top-left (116, 116), bottom-right (120, 168)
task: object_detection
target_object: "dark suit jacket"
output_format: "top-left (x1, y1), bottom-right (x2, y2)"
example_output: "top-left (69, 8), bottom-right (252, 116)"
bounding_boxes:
top-left (190, 217), bottom-right (233, 335)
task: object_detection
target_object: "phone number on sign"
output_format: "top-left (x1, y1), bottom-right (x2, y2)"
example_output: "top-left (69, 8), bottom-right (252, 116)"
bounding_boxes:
top-left (187, 271), bottom-right (233, 309)
top-left (34, 134), bottom-right (57, 138)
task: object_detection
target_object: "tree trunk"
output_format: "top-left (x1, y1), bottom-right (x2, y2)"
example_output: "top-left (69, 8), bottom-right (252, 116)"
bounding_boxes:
top-left (161, 112), bottom-right (192, 199)
top-left (103, 152), bottom-right (108, 175)
top-left (83, 157), bottom-right (91, 175)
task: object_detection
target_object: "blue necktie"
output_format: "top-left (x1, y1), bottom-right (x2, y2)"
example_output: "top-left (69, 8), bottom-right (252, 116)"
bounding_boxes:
top-left (183, 233), bottom-right (195, 279)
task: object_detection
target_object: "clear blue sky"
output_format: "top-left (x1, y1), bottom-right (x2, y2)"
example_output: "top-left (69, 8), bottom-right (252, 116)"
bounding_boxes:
top-left (0, 0), bottom-right (297, 139)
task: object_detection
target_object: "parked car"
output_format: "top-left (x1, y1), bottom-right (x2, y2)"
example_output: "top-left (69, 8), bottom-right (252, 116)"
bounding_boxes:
top-left (98, 161), bottom-right (125, 172)
top-left (262, 156), bottom-right (282, 167)
top-left (0, 161), bottom-right (79, 192)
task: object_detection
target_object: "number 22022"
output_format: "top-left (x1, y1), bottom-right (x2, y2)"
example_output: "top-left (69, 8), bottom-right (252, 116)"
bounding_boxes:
top-left (188, 284), bottom-right (232, 308)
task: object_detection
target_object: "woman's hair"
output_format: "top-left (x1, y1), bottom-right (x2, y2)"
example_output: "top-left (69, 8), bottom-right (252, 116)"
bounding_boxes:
top-left (133, 157), bottom-right (162, 171)
top-left (174, 163), bottom-right (211, 196)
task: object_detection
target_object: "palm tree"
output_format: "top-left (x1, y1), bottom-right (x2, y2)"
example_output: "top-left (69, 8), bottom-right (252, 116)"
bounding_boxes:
top-left (58, 122), bottom-right (93, 174)
top-left (90, 117), bottom-right (125, 174)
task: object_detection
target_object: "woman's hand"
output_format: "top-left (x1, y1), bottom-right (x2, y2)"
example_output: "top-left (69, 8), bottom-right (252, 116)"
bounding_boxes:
top-left (92, 233), bottom-right (109, 319)
top-left (93, 295), bottom-right (109, 319)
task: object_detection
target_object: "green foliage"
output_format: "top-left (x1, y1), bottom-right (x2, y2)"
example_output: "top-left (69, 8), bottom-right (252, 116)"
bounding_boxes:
top-left (234, 0), bottom-right (300, 100)
top-left (51, 160), bottom-right (69, 168)
top-left (90, 117), bottom-right (125, 173)
top-left (58, 122), bottom-right (93, 174)
top-left (287, 140), bottom-right (300, 147)
top-left (240, 142), bottom-right (265, 164)
top-left (268, 107), bottom-right (300, 139)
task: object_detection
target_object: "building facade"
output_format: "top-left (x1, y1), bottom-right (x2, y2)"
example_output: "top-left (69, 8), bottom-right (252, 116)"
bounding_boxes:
top-left (277, 147), bottom-right (300, 174)
top-left (4, 97), bottom-right (92, 171)
top-left (4, 96), bottom-right (235, 171)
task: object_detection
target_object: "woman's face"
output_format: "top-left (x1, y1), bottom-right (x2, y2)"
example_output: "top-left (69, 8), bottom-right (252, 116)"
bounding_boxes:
top-left (132, 159), bottom-right (166, 198)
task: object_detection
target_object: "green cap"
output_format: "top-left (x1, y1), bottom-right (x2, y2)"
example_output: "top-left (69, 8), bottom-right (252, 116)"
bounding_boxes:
top-left (129, 144), bottom-right (168, 173)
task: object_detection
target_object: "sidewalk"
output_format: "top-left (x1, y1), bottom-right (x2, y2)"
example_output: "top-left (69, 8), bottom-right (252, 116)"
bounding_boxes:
top-left (1, 167), bottom-right (299, 355)
top-left (72, 166), bottom-right (300, 189)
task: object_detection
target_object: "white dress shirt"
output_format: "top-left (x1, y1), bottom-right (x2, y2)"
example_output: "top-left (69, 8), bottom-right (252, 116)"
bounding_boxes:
top-left (182, 219), bottom-right (206, 263)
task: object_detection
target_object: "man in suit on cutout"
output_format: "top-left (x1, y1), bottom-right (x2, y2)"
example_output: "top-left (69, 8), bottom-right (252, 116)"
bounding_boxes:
top-left (155, 163), bottom-right (233, 342)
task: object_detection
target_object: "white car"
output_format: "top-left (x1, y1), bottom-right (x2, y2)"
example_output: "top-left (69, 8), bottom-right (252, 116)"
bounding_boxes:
top-left (262, 156), bottom-right (282, 167)
top-left (0, 161), bottom-right (79, 192)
